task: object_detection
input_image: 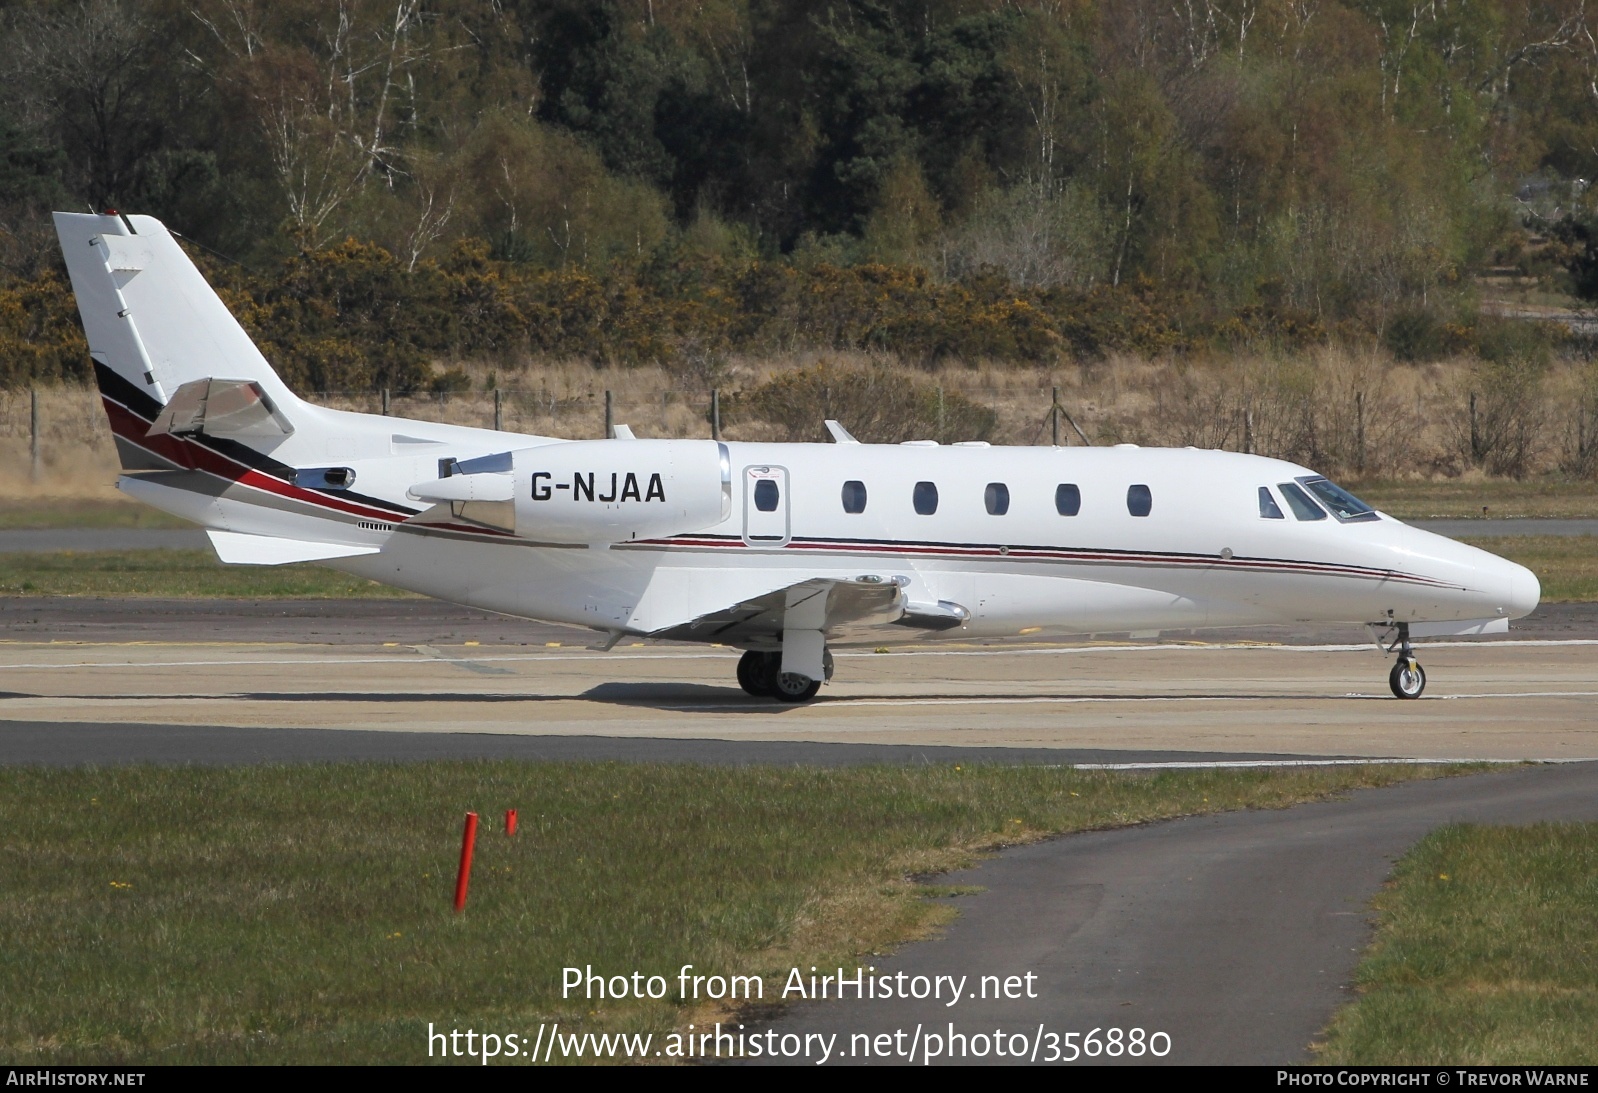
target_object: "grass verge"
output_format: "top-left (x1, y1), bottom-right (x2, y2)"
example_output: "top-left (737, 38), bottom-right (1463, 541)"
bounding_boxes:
top-left (0, 761), bottom-right (1469, 1064)
top-left (0, 501), bottom-right (189, 529)
top-left (1316, 823), bottom-right (1598, 1065)
top-left (1459, 535), bottom-right (1598, 602)
top-left (1356, 480), bottom-right (1598, 520)
top-left (0, 549), bottom-right (414, 598)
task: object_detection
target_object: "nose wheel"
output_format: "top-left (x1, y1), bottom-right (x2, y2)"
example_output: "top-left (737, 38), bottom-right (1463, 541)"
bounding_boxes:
top-left (1380, 622), bottom-right (1427, 699)
top-left (1389, 658), bottom-right (1426, 699)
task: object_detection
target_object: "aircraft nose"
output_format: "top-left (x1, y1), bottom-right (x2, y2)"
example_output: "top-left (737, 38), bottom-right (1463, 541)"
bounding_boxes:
top-left (1508, 558), bottom-right (1541, 619)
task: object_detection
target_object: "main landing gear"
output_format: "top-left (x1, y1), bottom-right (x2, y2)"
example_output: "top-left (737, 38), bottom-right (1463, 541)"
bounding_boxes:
top-left (736, 649), bottom-right (832, 703)
top-left (1381, 622), bottom-right (1426, 700)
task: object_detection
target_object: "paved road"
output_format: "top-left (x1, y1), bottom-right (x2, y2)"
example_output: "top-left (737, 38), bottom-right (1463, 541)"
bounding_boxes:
top-left (0, 529), bottom-right (208, 552)
top-left (752, 761), bottom-right (1598, 1066)
top-left (3, 636), bottom-right (1595, 758)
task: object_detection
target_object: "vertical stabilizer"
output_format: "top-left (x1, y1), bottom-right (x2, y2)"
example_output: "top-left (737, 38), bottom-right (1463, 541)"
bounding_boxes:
top-left (53, 212), bottom-right (301, 414)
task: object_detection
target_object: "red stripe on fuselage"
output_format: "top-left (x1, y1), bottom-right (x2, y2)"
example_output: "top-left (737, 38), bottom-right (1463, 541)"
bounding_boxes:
top-left (101, 393), bottom-right (412, 523)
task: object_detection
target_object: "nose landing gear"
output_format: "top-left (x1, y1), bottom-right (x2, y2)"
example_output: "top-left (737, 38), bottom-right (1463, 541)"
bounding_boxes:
top-left (735, 648), bottom-right (831, 703)
top-left (1379, 622), bottom-right (1426, 699)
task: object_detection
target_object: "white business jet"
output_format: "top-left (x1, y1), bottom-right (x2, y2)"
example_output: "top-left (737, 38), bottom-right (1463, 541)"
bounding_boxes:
top-left (54, 211), bottom-right (1539, 702)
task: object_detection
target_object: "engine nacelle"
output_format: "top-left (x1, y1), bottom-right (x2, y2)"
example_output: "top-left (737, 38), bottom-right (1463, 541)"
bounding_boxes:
top-left (511, 439), bottom-right (730, 544)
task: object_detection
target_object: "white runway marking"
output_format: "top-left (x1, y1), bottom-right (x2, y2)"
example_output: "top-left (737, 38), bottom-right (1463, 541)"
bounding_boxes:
top-left (651, 689), bottom-right (1598, 712)
top-left (0, 637), bottom-right (1591, 673)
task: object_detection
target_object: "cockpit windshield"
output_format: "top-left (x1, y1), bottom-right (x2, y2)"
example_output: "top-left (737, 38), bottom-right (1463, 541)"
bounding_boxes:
top-left (1298, 477), bottom-right (1379, 522)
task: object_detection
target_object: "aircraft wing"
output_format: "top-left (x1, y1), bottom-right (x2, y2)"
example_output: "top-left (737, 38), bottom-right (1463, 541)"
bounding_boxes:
top-left (648, 575), bottom-right (970, 647)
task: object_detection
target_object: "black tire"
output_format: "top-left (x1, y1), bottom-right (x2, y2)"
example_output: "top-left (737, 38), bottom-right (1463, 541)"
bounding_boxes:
top-left (771, 671), bottom-right (822, 703)
top-left (737, 650), bottom-right (774, 697)
top-left (1389, 659), bottom-right (1426, 699)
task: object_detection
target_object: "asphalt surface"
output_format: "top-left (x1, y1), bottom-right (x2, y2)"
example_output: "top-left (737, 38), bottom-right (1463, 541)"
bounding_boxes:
top-left (0, 529), bottom-right (208, 552)
top-left (751, 761), bottom-right (1598, 1066)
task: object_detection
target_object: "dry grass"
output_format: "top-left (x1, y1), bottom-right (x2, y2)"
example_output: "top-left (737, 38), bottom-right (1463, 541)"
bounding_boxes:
top-left (8, 347), bottom-right (1598, 506)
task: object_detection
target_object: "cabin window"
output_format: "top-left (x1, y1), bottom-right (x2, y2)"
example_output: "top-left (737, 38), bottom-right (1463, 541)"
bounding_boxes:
top-left (753, 478), bottom-right (780, 512)
top-left (841, 480), bottom-right (867, 514)
top-left (1126, 483), bottom-right (1152, 517)
top-left (1259, 486), bottom-right (1285, 519)
top-left (1055, 483), bottom-right (1081, 516)
top-left (913, 481), bottom-right (939, 515)
top-left (984, 482), bottom-right (1010, 515)
top-left (1278, 482), bottom-right (1327, 521)
top-left (1299, 476), bottom-right (1379, 522)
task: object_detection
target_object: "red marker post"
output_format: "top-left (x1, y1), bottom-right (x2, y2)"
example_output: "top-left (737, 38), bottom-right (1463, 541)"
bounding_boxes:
top-left (505, 809), bottom-right (518, 837)
top-left (454, 812), bottom-right (479, 913)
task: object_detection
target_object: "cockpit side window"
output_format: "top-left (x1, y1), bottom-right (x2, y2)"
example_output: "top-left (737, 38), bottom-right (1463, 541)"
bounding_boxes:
top-left (1258, 486), bottom-right (1284, 519)
top-left (1278, 482), bottom-right (1327, 521)
top-left (1298, 476), bottom-right (1379, 522)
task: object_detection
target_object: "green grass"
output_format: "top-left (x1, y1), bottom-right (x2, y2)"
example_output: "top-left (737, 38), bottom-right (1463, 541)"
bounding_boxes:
top-left (1317, 823), bottom-right (1598, 1065)
top-left (0, 550), bottom-right (414, 598)
top-left (1356, 479), bottom-right (1598, 520)
top-left (0, 501), bottom-right (188, 529)
top-left (0, 761), bottom-right (1465, 1065)
top-left (1460, 535), bottom-right (1598, 602)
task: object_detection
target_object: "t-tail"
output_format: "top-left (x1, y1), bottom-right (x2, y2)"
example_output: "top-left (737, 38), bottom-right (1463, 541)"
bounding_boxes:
top-left (53, 211), bottom-right (537, 557)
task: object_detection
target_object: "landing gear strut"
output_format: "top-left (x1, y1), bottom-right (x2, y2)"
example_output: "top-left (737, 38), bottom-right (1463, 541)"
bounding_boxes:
top-left (735, 649), bottom-right (831, 703)
top-left (1383, 622), bottom-right (1426, 700)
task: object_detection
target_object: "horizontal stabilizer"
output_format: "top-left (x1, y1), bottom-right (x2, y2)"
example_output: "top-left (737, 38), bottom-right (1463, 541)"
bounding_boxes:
top-left (207, 530), bottom-right (380, 566)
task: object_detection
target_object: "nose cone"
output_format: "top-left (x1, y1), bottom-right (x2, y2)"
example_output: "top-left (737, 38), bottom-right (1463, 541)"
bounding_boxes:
top-left (1508, 558), bottom-right (1541, 619)
top-left (1399, 526), bottom-right (1541, 620)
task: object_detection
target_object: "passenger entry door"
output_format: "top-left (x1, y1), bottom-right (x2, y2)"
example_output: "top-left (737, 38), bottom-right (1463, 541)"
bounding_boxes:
top-left (743, 465), bottom-right (791, 547)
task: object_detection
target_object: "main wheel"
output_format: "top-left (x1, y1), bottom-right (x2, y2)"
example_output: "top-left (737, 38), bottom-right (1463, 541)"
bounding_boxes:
top-left (737, 650), bottom-right (774, 697)
top-left (1389, 659), bottom-right (1426, 700)
top-left (770, 671), bottom-right (822, 703)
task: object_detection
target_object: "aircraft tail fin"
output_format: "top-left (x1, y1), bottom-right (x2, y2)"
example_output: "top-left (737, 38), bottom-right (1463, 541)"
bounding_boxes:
top-left (53, 211), bottom-right (303, 469)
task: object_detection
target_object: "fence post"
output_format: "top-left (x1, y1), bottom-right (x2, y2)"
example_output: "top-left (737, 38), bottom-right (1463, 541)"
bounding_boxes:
top-left (1051, 385), bottom-right (1060, 446)
top-left (381, 387), bottom-right (390, 416)
top-left (30, 389), bottom-right (41, 483)
top-left (493, 388), bottom-right (502, 431)
top-left (1355, 390), bottom-right (1366, 476)
top-left (711, 388), bottom-right (721, 441)
top-left (936, 385), bottom-right (945, 439)
top-left (1469, 392), bottom-right (1480, 462)
top-left (1243, 407), bottom-right (1254, 455)
top-left (604, 389), bottom-right (614, 439)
